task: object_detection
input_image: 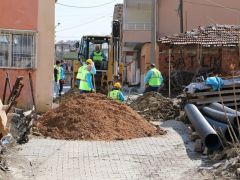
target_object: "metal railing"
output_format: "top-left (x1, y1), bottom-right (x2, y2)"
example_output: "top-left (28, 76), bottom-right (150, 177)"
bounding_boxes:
top-left (123, 23), bottom-right (151, 31)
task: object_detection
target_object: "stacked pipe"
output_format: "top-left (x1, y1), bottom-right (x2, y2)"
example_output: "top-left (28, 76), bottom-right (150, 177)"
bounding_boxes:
top-left (184, 104), bottom-right (221, 151)
top-left (185, 103), bottom-right (240, 151)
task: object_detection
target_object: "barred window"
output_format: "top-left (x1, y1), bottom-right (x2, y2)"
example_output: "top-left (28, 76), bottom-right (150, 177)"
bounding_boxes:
top-left (0, 34), bottom-right (9, 66)
top-left (0, 30), bottom-right (36, 68)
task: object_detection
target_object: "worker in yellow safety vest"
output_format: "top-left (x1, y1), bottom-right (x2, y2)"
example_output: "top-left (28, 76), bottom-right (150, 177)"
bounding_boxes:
top-left (54, 60), bottom-right (65, 97)
top-left (90, 45), bottom-right (106, 69)
top-left (90, 45), bottom-right (106, 62)
top-left (76, 59), bottom-right (96, 87)
top-left (108, 82), bottom-right (125, 102)
top-left (79, 65), bottom-right (95, 94)
top-left (144, 64), bottom-right (163, 93)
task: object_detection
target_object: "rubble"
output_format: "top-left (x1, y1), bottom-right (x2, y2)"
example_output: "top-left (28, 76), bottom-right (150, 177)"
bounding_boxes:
top-left (10, 108), bottom-right (36, 144)
top-left (37, 93), bottom-right (167, 140)
top-left (130, 92), bottom-right (180, 121)
top-left (197, 147), bottom-right (240, 179)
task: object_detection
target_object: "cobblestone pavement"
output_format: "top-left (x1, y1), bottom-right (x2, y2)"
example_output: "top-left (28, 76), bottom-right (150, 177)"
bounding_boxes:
top-left (14, 120), bottom-right (210, 180)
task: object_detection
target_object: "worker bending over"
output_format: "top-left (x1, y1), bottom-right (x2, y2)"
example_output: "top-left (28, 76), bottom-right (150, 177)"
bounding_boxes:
top-left (108, 82), bottom-right (125, 102)
top-left (76, 59), bottom-right (96, 87)
top-left (79, 65), bottom-right (95, 94)
top-left (144, 64), bottom-right (163, 93)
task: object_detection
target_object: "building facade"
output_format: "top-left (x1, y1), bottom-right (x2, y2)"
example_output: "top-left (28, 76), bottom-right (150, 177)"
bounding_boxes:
top-left (122, 0), bottom-right (240, 87)
top-left (0, 0), bottom-right (55, 111)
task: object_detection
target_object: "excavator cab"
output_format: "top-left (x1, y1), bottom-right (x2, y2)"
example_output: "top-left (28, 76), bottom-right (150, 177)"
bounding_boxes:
top-left (77, 35), bottom-right (111, 92)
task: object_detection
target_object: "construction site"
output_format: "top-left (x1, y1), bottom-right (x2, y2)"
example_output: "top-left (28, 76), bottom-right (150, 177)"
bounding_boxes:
top-left (2, 0), bottom-right (240, 179)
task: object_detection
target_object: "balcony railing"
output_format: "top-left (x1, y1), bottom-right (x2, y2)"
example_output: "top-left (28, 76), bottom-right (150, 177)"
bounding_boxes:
top-left (123, 22), bottom-right (151, 31)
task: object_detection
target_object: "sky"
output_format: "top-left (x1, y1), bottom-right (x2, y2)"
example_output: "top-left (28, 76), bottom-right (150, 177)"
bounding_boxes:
top-left (55, 0), bottom-right (123, 41)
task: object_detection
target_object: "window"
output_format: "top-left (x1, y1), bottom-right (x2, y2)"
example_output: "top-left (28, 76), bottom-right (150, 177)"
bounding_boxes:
top-left (0, 30), bottom-right (36, 68)
top-left (0, 35), bottom-right (9, 66)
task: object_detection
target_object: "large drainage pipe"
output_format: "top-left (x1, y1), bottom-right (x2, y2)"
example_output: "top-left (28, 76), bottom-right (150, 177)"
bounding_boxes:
top-left (184, 104), bottom-right (221, 151)
top-left (201, 107), bottom-right (238, 127)
top-left (204, 116), bottom-right (239, 142)
top-left (207, 102), bottom-right (240, 116)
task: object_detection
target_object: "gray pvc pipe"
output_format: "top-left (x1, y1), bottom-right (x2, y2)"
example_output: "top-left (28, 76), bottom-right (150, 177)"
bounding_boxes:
top-left (201, 106), bottom-right (238, 127)
top-left (204, 116), bottom-right (239, 142)
top-left (184, 104), bottom-right (221, 151)
top-left (208, 102), bottom-right (240, 116)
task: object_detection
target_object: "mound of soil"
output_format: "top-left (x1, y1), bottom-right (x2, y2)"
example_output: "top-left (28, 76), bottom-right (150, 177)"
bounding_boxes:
top-left (54, 88), bottom-right (80, 103)
top-left (37, 93), bottom-right (166, 140)
top-left (130, 92), bottom-right (180, 121)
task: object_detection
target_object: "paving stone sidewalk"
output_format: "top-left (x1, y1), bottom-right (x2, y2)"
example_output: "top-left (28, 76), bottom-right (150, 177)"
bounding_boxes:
top-left (15, 120), bottom-right (209, 180)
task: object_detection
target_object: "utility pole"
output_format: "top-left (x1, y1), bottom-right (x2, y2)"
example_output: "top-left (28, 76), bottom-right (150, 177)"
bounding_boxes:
top-left (179, 0), bottom-right (184, 33)
top-left (150, 0), bottom-right (157, 64)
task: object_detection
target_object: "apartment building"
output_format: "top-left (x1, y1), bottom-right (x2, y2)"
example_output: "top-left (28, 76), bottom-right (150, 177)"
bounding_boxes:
top-left (0, 0), bottom-right (55, 111)
top-left (122, 0), bottom-right (240, 86)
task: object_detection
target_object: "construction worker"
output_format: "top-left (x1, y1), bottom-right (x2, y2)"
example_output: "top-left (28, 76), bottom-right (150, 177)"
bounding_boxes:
top-left (54, 60), bottom-right (65, 97)
top-left (108, 82), bottom-right (125, 102)
top-left (144, 64), bottom-right (163, 93)
top-left (79, 65), bottom-right (95, 94)
top-left (76, 59), bottom-right (96, 87)
top-left (59, 60), bottom-right (66, 96)
top-left (90, 45), bottom-right (106, 69)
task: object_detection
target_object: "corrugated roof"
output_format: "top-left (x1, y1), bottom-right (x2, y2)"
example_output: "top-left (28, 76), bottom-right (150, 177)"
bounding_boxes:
top-left (159, 24), bottom-right (240, 46)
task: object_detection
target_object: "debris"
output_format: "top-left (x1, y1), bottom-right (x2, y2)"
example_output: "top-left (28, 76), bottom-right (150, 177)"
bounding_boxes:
top-left (190, 132), bottom-right (200, 141)
top-left (194, 139), bottom-right (203, 153)
top-left (10, 107), bottom-right (36, 144)
top-left (0, 100), bottom-right (8, 138)
top-left (0, 159), bottom-right (8, 172)
top-left (37, 93), bottom-right (167, 140)
top-left (236, 168), bottom-right (240, 176)
top-left (1, 134), bottom-right (14, 146)
top-left (130, 92), bottom-right (180, 121)
top-left (213, 162), bottom-right (222, 169)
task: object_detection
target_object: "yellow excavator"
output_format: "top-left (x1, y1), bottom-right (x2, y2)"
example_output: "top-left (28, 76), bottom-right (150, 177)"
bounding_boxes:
top-left (74, 21), bottom-right (123, 93)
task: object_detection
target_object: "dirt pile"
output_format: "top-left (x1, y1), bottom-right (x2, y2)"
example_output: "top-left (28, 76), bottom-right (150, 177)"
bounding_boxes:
top-left (130, 92), bottom-right (180, 121)
top-left (54, 88), bottom-right (80, 103)
top-left (37, 93), bottom-right (166, 140)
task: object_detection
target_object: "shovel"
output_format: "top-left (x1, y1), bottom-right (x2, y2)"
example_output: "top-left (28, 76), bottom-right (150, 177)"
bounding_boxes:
top-left (92, 74), bottom-right (96, 93)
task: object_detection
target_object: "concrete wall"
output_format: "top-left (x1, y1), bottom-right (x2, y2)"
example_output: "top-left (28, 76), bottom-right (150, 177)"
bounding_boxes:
top-left (123, 30), bottom-right (151, 43)
top-left (0, 0), bottom-right (38, 30)
top-left (158, 0), bottom-right (240, 36)
top-left (184, 0), bottom-right (240, 32)
top-left (35, 0), bottom-right (55, 111)
top-left (158, 0), bottom-right (180, 36)
top-left (140, 43), bottom-right (159, 86)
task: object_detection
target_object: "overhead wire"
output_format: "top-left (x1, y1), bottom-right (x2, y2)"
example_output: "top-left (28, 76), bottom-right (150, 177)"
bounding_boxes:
top-left (56, 16), bottom-right (109, 32)
top-left (204, 0), bottom-right (240, 13)
top-left (56, 0), bottom-right (117, 9)
top-left (183, 0), bottom-right (240, 12)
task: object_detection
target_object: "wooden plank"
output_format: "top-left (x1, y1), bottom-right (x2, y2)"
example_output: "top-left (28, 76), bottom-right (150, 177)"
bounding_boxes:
top-left (189, 89), bottom-right (240, 97)
top-left (188, 84), bottom-right (240, 93)
top-left (0, 99), bottom-right (2, 111)
top-left (0, 110), bottom-right (8, 137)
top-left (189, 95), bottom-right (240, 104)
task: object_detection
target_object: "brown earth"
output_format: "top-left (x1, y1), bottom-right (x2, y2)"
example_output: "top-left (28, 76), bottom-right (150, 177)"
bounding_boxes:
top-left (37, 93), bottom-right (166, 140)
top-left (53, 88), bottom-right (80, 103)
top-left (130, 92), bottom-right (180, 121)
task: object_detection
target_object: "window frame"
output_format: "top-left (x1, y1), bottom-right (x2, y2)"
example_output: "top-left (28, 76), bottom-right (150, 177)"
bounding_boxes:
top-left (0, 29), bottom-right (37, 69)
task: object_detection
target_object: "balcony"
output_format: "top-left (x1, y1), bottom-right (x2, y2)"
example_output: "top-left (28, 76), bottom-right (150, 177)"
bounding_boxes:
top-left (126, 0), bottom-right (152, 8)
top-left (123, 22), bottom-right (151, 31)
